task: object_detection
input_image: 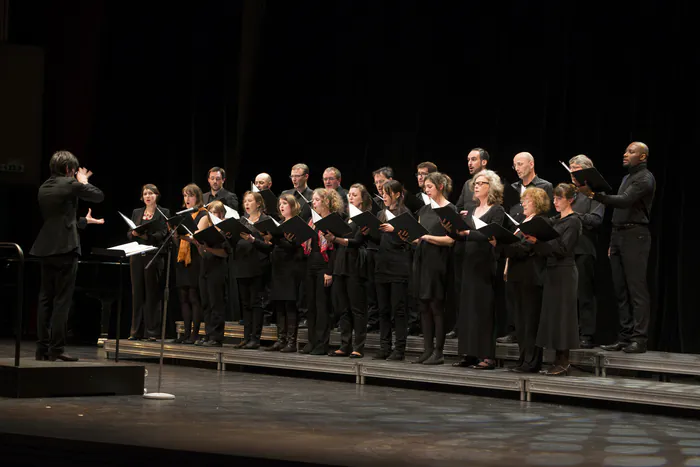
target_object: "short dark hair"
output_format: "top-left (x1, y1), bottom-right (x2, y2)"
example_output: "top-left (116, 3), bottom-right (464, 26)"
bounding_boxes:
top-left (49, 150), bottom-right (79, 176)
top-left (471, 147), bottom-right (490, 164)
top-left (208, 167), bottom-right (226, 180)
top-left (140, 184), bottom-right (161, 202)
top-left (417, 161), bottom-right (438, 173)
top-left (372, 166), bottom-right (394, 179)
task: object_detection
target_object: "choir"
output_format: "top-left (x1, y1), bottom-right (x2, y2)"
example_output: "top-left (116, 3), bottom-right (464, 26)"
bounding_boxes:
top-left (125, 144), bottom-right (655, 376)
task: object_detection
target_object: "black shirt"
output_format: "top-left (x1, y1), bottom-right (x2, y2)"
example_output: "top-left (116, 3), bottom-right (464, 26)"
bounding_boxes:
top-left (594, 162), bottom-right (655, 227)
top-left (570, 192), bottom-right (603, 257)
top-left (203, 188), bottom-right (239, 212)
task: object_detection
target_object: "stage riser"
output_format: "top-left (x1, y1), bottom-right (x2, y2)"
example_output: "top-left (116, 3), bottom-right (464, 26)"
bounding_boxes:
top-left (0, 360), bottom-right (145, 398)
top-left (103, 340), bottom-right (700, 411)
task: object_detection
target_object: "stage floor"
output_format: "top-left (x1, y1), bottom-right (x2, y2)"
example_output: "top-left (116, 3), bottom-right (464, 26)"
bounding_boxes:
top-left (2, 342), bottom-right (700, 467)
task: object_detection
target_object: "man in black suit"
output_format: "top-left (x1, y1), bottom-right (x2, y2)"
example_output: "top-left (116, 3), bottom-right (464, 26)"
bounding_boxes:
top-left (203, 166), bottom-right (239, 211)
top-left (30, 151), bottom-right (104, 362)
top-left (323, 167), bottom-right (348, 210)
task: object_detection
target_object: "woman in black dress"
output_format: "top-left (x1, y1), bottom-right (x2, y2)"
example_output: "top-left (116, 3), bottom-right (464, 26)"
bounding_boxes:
top-left (491, 187), bottom-right (550, 373)
top-left (447, 170), bottom-right (505, 370)
top-left (127, 184), bottom-right (170, 341)
top-left (194, 201), bottom-right (230, 347)
top-left (410, 172), bottom-right (456, 365)
top-left (233, 191), bottom-right (273, 349)
top-left (173, 183), bottom-right (208, 344)
top-left (325, 183), bottom-right (372, 358)
top-left (524, 183), bottom-right (582, 376)
top-left (371, 180), bottom-right (412, 360)
top-left (300, 188), bottom-right (343, 356)
top-left (264, 194), bottom-right (304, 352)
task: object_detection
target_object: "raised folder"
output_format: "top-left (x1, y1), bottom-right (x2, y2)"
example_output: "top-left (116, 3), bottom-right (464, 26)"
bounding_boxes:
top-left (387, 212), bottom-right (429, 242)
top-left (118, 211), bottom-right (158, 236)
top-left (572, 168), bottom-right (613, 193)
top-left (517, 216), bottom-right (560, 241)
top-left (280, 215), bottom-right (317, 244)
top-left (433, 205), bottom-right (469, 231)
top-left (314, 212), bottom-right (352, 237)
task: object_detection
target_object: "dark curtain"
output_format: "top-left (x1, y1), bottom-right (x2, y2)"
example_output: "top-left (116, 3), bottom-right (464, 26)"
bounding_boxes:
top-left (7, 1), bottom-right (698, 352)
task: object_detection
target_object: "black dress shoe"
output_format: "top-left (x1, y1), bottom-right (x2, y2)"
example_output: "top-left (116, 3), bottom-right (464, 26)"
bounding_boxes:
top-left (600, 341), bottom-right (629, 351)
top-left (35, 350), bottom-right (48, 361)
top-left (243, 340), bottom-right (261, 350)
top-left (412, 349), bottom-right (434, 364)
top-left (509, 365), bottom-right (534, 373)
top-left (386, 350), bottom-right (405, 361)
top-left (299, 342), bottom-right (314, 354)
top-left (579, 336), bottom-right (595, 349)
top-left (49, 353), bottom-right (79, 362)
top-left (496, 334), bottom-right (517, 344)
top-left (445, 330), bottom-right (458, 339)
top-left (623, 342), bottom-right (647, 354)
top-left (264, 341), bottom-right (285, 352)
top-left (202, 340), bottom-right (223, 347)
top-left (422, 350), bottom-right (444, 365)
top-left (234, 340), bottom-right (249, 349)
top-left (373, 351), bottom-right (391, 360)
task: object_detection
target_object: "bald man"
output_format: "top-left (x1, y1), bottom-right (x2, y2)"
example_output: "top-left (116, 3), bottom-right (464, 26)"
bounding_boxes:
top-left (497, 152), bottom-right (553, 345)
top-left (254, 173), bottom-right (272, 191)
top-left (579, 142), bottom-right (655, 354)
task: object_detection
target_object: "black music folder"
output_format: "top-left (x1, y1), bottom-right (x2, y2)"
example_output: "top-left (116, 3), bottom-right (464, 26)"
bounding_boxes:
top-left (280, 215), bottom-right (317, 244)
top-left (403, 190), bottom-right (424, 213)
top-left (517, 216), bottom-right (560, 241)
top-left (371, 196), bottom-right (384, 215)
top-left (166, 213), bottom-right (199, 236)
top-left (118, 211), bottom-right (156, 235)
top-left (314, 212), bottom-right (353, 237)
top-left (350, 211), bottom-right (382, 237)
top-left (193, 224), bottom-right (227, 247)
top-left (503, 183), bottom-right (522, 210)
top-left (433, 205), bottom-right (469, 231)
top-left (255, 217), bottom-right (283, 236)
top-left (477, 223), bottom-right (521, 245)
top-left (572, 168), bottom-right (613, 193)
top-left (388, 212), bottom-right (429, 242)
top-left (258, 189), bottom-right (278, 213)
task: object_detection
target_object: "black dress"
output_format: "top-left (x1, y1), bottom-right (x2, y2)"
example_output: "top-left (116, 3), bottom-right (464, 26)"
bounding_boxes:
top-left (175, 209), bottom-right (208, 288)
top-left (269, 234), bottom-right (303, 301)
top-left (413, 204), bottom-right (456, 301)
top-left (534, 214), bottom-right (582, 350)
top-left (457, 205), bottom-right (505, 359)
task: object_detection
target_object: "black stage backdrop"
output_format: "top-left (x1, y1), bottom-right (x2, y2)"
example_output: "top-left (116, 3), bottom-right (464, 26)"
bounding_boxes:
top-left (4, 1), bottom-right (697, 352)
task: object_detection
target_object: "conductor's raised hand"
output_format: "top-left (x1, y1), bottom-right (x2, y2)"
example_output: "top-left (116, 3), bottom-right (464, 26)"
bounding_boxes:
top-left (76, 167), bottom-right (92, 184)
top-left (86, 208), bottom-right (104, 225)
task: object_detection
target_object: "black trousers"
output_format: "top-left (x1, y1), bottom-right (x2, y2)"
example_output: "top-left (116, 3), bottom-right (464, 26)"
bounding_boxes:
top-left (334, 274), bottom-right (367, 354)
top-left (509, 280), bottom-right (544, 371)
top-left (610, 226), bottom-right (651, 344)
top-left (203, 258), bottom-right (228, 342)
top-left (37, 253), bottom-right (78, 355)
top-left (306, 269), bottom-right (331, 351)
top-left (238, 275), bottom-right (264, 342)
top-left (376, 281), bottom-right (408, 353)
top-left (129, 254), bottom-right (163, 339)
top-left (575, 254), bottom-right (597, 338)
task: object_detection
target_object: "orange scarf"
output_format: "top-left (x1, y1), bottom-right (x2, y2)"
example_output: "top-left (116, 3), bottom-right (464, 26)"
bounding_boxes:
top-left (176, 208), bottom-right (206, 266)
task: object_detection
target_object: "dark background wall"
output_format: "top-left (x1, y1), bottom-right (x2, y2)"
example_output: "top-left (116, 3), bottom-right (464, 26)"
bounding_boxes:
top-left (2, 0), bottom-right (697, 351)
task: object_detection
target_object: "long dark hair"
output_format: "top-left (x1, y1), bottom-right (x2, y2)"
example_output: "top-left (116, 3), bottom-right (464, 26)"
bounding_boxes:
top-left (378, 180), bottom-right (408, 223)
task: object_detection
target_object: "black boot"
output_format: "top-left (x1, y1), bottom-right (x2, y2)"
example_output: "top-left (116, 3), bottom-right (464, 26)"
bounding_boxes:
top-left (422, 349), bottom-right (444, 365)
top-left (266, 310), bottom-right (287, 351)
top-left (413, 311), bottom-right (434, 364)
top-left (281, 311), bottom-right (298, 353)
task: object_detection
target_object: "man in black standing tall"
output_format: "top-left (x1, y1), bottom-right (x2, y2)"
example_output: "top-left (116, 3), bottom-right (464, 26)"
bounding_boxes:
top-left (30, 151), bottom-right (104, 362)
top-left (579, 142), bottom-right (655, 354)
top-left (203, 166), bottom-right (239, 211)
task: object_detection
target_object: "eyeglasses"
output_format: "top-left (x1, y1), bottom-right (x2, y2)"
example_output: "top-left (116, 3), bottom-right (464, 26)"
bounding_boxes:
top-left (322, 177), bottom-right (337, 182)
top-left (474, 181), bottom-right (490, 187)
top-left (415, 172), bottom-right (428, 177)
top-left (289, 174), bottom-right (305, 180)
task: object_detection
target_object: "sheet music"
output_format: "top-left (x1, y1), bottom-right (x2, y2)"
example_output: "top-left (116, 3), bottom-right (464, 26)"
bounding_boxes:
top-left (348, 202), bottom-right (363, 218)
top-left (429, 197), bottom-right (440, 209)
top-left (108, 241), bottom-right (158, 257)
top-left (559, 161), bottom-right (572, 173)
top-left (311, 208), bottom-right (322, 224)
top-left (420, 193), bottom-right (431, 206)
top-left (505, 212), bottom-right (520, 226)
top-left (224, 205), bottom-right (240, 219)
top-left (272, 217), bottom-right (280, 226)
top-left (251, 182), bottom-right (260, 193)
top-left (118, 211), bottom-right (137, 230)
top-left (209, 212), bottom-right (223, 225)
top-left (472, 216), bottom-right (488, 229)
top-left (384, 209), bottom-right (395, 221)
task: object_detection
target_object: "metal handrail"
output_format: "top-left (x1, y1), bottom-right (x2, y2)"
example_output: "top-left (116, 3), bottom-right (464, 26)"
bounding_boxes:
top-left (0, 242), bottom-right (24, 367)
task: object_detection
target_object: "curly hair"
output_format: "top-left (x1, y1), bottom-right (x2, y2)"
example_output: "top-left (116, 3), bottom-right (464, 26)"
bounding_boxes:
top-left (313, 188), bottom-right (345, 215)
top-left (468, 169), bottom-right (503, 206)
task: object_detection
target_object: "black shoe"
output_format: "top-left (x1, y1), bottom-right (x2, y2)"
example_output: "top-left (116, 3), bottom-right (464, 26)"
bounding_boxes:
top-left (299, 342), bottom-right (314, 354)
top-left (622, 342), bottom-right (647, 354)
top-left (509, 365), bottom-right (533, 373)
top-left (579, 336), bottom-right (595, 349)
top-left (234, 340), bottom-right (249, 349)
top-left (496, 334), bottom-right (517, 344)
top-left (127, 336), bottom-right (141, 341)
top-left (243, 340), bottom-right (260, 350)
top-left (193, 339), bottom-right (205, 346)
top-left (35, 350), bottom-right (48, 361)
top-left (310, 345), bottom-right (328, 356)
top-left (49, 353), bottom-right (79, 362)
top-left (298, 319), bottom-right (308, 329)
top-left (600, 341), bottom-right (629, 351)
top-left (445, 330), bottom-right (458, 339)
top-left (422, 350), bottom-right (444, 365)
top-left (412, 349), bottom-right (434, 364)
top-left (173, 337), bottom-right (185, 344)
top-left (280, 343), bottom-right (297, 353)
top-left (542, 364), bottom-right (570, 376)
top-left (373, 351), bottom-right (391, 360)
top-left (202, 340), bottom-right (223, 347)
top-left (386, 350), bottom-right (405, 361)
top-left (265, 341), bottom-right (285, 352)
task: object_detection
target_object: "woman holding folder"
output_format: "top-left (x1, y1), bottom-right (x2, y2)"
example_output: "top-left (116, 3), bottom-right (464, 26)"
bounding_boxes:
top-left (523, 183), bottom-right (582, 376)
top-left (410, 172), bottom-right (456, 365)
top-left (263, 194), bottom-right (304, 352)
top-left (371, 180), bottom-right (411, 360)
top-left (300, 188), bottom-right (343, 355)
top-left (490, 187), bottom-right (549, 372)
top-left (445, 170), bottom-right (505, 370)
top-left (127, 184), bottom-right (170, 341)
top-left (173, 183), bottom-right (208, 344)
top-left (193, 201), bottom-right (231, 347)
top-left (233, 191), bottom-right (273, 349)
top-left (324, 184), bottom-right (372, 358)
